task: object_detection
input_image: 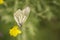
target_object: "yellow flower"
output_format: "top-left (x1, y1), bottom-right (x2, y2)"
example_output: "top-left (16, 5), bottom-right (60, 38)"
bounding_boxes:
top-left (9, 26), bottom-right (22, 37)
top-left (0, 0), bottom-right (4, 4)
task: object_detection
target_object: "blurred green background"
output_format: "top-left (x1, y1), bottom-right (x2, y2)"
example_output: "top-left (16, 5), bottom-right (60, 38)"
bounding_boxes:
top-left (0, 0), bottom-right (60, 40)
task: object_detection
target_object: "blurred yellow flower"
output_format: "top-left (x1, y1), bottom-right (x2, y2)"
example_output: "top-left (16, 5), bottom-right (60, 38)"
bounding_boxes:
top-left (9, 26), bottom-right (22, 37)
top-left (0, 0), bottom-right (4, 4)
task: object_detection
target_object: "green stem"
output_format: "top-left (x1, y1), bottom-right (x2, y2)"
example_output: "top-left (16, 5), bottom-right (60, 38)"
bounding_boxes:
top-left (23, 0), bottom-right (29, 8)
top-left (14, 0), bottom-right (18, 12)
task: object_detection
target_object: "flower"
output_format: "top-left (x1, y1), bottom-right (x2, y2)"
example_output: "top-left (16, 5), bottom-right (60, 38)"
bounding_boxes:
top-left (9, 26), bottom-right (22, 37)
top-left (0, 0), bottom-right (4, 4)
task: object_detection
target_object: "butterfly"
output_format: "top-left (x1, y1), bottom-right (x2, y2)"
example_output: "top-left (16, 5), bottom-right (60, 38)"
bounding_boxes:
top-left (14, 7), bottom-right (30, 27)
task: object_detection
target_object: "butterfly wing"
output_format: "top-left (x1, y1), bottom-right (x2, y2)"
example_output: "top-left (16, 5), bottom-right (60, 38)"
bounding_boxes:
top-left (14, 9), bottom-right (22, 27)
top-left (22, 7), bottom-right (30, 23)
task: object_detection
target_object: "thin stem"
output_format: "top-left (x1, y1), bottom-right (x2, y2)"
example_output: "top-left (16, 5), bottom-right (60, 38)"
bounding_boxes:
top-left (14, 0), bottom-right (18, 12)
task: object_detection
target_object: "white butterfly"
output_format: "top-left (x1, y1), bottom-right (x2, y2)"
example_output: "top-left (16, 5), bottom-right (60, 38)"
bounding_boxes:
top-left (14, 7), bottom-right (30, 27)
